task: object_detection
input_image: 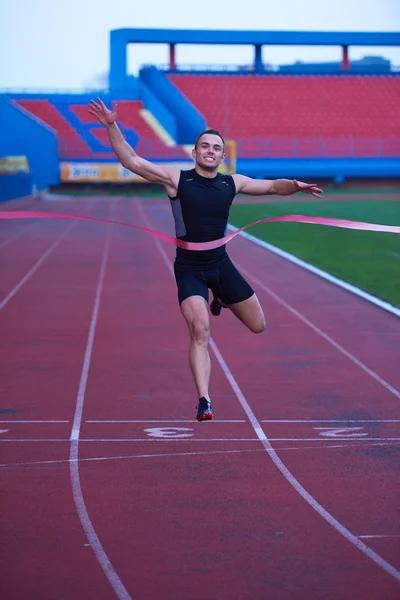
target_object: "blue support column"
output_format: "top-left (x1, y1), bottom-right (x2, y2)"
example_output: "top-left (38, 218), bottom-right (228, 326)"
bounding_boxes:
top-left (254, 44), bottom-right (263, 74)
top-left (169, 43), bottom-right (176, 69)
top-left (341, 45), bottom-right (350, 70)
top-left (109, 30), bottom-right (128, 90)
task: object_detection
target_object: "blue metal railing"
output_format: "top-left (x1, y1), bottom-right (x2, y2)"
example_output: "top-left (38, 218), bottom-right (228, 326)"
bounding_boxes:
top-left (235, 138), bottom-right (400, 158)
top-left (57, 137), bottom-right (400, 160)
top-left (153, 64), bottom-right (399, 75)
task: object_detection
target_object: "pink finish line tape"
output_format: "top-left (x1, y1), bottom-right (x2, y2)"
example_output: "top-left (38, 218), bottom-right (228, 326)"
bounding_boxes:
top-left (0, 211), bottom-right (399, 250)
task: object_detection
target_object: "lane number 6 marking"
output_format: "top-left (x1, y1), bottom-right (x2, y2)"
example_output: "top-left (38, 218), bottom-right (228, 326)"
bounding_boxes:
top-left (144, 427), bottom-right (194, 438)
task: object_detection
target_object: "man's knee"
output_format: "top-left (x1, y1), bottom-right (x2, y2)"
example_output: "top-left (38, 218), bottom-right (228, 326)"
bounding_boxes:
top-left (250, 316), bottom-right (266, 334)
top-left (190, 320), bottom-right (210, 345)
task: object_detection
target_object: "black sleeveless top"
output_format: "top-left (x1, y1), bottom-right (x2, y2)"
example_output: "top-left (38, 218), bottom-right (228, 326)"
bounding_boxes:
top-left (169, 169), bottom-right (236, 267)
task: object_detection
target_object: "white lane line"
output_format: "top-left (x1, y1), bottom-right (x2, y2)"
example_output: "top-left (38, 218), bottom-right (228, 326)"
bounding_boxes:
top-left (70, 231), bottom-right (108, 442)
top-left (0, 419), bottom-right (396, 424)
top-left (0, 438), bottom-right (261, 443)
top-left (77, 437), bottom-right (400, 442)
top-left (2, 437), bottom-right (400, 443)
top-left (228, 226), bottom-right (400, 318)
top-left (79, 438), bottom-right (258, 442)
top-left (1, 448), bottom-right (264, 468)
top-left (69, 228), bottom-right (131, 600)
top-left (141, 202), bottom-right (400, 583)
top-left (0, 420), bottom-right (70, 423)
top-left (0, 222), bottom-right (76, 311)
top-left (3, 440), bottom-right (400, 469)
top-left (86, 419), bottom-right (246, 423)
top-left (239, 266), bottom-right (400, 400)
top-left (0, 221), bottom-right (38, 250)
top-left (210, 340), bottom-right (400, 582)
top-left (359, 535), bottom-right (400, 539)
top-left (262, 420), bottom-right (400, 423)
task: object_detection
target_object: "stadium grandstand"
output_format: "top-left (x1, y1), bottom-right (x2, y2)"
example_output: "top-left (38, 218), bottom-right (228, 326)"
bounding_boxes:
top-left (1, 28), bottom-right (399, 200)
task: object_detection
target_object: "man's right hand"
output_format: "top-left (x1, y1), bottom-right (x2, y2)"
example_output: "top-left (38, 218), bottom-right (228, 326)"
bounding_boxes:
top-left (88, 98), bottom-right (116, 127)
top-left (87, 97), bottom-right (179, 194)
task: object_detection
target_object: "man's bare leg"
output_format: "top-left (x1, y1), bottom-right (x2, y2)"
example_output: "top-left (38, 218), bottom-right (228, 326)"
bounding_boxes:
top-left (228, 293), bottom-right (266, 333)
top-left (180, 295), bottom-right (213, 419)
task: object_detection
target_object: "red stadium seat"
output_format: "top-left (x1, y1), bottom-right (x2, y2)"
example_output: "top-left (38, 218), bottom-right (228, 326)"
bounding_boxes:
top-left (15, 99), bottom-right (92, 159)
top-left (16, 98), bottom-right (190, 161)
top-left (71, 99), bottom-right (189, 159)
top-left (168, 74), bottom-right (400, 156)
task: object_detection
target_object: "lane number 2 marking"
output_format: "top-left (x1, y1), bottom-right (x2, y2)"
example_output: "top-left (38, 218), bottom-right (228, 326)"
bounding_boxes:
top-left (314, 426), bottom-right (368, 438)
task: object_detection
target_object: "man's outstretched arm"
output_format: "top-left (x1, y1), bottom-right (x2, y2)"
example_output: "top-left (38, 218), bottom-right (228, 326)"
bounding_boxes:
top-left (232, 175), bottom-right (323, 198)
top-left (88, 98), bottom-right (179, 189)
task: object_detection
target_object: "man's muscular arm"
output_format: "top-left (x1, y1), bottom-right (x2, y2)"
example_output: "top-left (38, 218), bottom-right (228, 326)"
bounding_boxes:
top-left (88, 98), bottom-right (179, 191)
top-left (232, 175), bottom-right (323, 198)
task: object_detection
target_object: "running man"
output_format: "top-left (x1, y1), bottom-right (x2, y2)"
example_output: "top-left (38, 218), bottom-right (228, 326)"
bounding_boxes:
top-left (88, 98), bottom-right (323, 422)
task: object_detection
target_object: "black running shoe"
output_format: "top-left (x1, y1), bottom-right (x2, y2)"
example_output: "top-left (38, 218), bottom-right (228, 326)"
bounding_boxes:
top-left (210, 296), bottom-right (227, 316)
top-left (196, 397), bottom-right (213, 422)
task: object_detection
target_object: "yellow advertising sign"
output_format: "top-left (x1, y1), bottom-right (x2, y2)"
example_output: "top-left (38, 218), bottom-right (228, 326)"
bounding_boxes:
top-left (0, 156), bottom-right (29, 175)
top-left (60, 162), bottom-right (194, 183)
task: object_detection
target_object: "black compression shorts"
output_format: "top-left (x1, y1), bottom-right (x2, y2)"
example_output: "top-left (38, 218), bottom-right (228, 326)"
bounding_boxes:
top-left (174, 256), bottom-right (254, 306)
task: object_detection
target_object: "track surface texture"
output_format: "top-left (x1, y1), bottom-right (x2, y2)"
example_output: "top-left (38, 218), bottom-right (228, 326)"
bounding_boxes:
top-left (1, 194), bottom-right (399, 600)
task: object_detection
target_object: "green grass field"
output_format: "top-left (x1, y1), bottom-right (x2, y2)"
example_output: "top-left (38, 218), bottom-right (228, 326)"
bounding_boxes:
top-left (229, 200), bottom-right (400, 308)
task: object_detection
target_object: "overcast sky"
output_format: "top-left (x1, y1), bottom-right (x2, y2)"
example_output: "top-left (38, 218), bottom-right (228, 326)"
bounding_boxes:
top-left (1, 0), bottom-right (399, 90)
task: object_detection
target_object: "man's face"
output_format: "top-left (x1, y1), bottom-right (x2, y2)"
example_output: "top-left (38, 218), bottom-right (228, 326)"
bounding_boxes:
top-left (192, 134), bottom-right (225, 171)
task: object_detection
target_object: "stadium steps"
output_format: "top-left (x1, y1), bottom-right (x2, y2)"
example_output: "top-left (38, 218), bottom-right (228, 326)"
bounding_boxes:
top-left (67, 102), bottom-right (139, 156)
top-left (15, 99), bottom-right (92, 159)
top-left (68, 99), bottom-right (189, 160)
top-left (139, 109), bottom-right (176, 146)
top-left (14, 97), bottom-right (190, 161)
top-left (112, 100), bottom-right (189, 159)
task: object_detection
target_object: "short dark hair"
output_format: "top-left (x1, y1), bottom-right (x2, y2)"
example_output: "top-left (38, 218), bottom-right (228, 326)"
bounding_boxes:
top-left (195, 128), bottom-right (225, 149)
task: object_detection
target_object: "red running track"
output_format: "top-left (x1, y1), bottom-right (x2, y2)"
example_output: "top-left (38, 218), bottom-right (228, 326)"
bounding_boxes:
top-left (1, 195), bottom-right (399, 600)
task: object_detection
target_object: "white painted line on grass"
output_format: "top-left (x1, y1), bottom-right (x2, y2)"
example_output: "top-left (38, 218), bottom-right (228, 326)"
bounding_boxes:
top-left (380, 249), bottom-right (400, 260)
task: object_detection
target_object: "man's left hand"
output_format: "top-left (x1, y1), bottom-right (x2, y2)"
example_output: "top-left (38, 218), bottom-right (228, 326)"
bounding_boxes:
top-left (294, 180), bottom-right (323, 198)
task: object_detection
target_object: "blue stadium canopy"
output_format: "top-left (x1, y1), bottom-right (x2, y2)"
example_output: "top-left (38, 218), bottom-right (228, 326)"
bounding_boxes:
top-left (111, 28), bottom-right (400, 46)
top-left (110, 28), bottom-right (400, 87)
